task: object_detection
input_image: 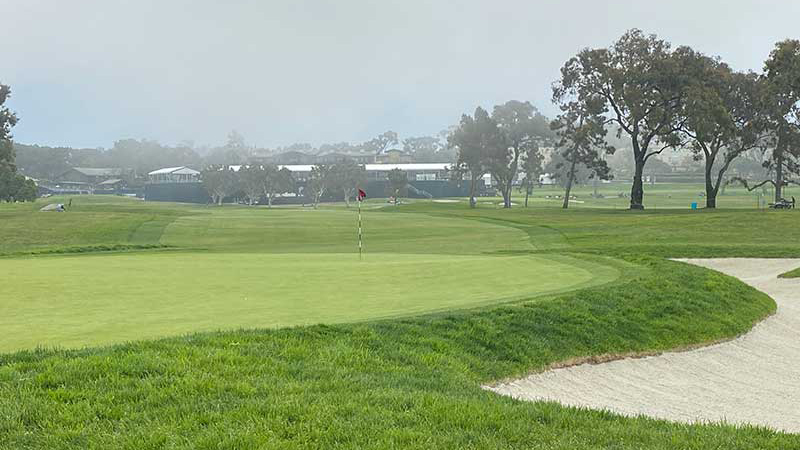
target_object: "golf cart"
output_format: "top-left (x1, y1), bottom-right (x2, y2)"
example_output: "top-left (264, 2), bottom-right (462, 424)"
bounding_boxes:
top-left (769, 197), bottom-right (796, 209)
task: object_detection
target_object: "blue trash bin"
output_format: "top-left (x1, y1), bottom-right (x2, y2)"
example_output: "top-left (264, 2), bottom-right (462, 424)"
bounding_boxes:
top-left (691, 202), bottom-right (697, 210)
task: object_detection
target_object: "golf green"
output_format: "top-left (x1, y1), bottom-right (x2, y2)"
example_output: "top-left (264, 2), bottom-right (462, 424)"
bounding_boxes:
top-left (0, 252), bottom-right (618, 352)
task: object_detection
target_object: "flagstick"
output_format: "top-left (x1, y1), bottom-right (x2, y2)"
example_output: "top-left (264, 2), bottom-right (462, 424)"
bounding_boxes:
top-left (357, 195), bottom-right (363, 261)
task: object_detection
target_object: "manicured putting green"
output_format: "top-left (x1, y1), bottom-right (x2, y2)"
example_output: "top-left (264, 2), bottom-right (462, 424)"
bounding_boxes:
top-left (0, 252), bottom-right (618, 352)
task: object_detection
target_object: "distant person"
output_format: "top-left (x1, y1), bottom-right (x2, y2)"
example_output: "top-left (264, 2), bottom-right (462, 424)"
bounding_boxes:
top-left (793, 196), bottom-right (796, 209)
top-left (68, 198), bottom-right (72, 209)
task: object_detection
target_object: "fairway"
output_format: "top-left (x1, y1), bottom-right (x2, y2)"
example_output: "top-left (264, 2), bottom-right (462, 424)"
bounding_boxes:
top-left (0, 252), bottom-right (618, 352)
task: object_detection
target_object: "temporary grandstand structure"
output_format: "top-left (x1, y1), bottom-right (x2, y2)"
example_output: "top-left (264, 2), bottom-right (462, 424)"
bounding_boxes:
top-left (147, 167), bottom-right (201, 184)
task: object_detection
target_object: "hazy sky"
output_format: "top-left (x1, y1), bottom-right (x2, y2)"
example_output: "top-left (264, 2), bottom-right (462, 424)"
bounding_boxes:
top-left (3, 1), bottom-right (799, 149)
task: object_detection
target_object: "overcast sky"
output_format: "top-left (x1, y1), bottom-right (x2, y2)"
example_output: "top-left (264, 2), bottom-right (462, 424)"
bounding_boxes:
top-left (3, 0), bottom-right (799, 149)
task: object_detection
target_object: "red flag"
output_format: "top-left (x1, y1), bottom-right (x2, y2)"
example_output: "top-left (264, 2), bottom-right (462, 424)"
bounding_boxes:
top-left (358, 189), bottom-right (367, 201)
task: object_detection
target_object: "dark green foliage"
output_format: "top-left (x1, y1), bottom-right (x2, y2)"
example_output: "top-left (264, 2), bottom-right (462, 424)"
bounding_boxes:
top-left (0, 83), bottom-right (38, 203)
top-left (555, 30), bottom-right (687, 209)
top-left (749, 39), bottom-right (800, 202)
top-left (550, 92), bottom-right (614, 208)
top-left (678, 52), bottom-right (765, 208)
top-left (486, 101), bottom-right (551, 209)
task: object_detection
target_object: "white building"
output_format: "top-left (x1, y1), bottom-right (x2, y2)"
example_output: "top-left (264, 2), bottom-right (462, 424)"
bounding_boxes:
top-left (148, 167), bottom-right (201, 184)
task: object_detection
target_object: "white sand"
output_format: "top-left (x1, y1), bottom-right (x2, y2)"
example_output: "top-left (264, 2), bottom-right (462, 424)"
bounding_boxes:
top-left (486, 259), bottom-right (800, 433)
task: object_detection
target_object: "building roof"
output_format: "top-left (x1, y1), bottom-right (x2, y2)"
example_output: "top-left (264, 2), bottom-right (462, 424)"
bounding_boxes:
top-left (97, 178), bottom-right (123, 186)
top-left (72, 167), bottom-right (126, 176)
top-left (148, 166), bottom-right (200, 176)
top-left (277, 163), bottom-right (452, 172)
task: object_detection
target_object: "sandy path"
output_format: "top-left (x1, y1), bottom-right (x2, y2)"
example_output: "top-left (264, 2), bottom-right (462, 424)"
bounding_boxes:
top-left (486, 259), bottom-right (800, 433)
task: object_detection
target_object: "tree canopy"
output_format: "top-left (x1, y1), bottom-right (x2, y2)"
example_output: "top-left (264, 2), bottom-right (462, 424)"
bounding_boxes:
top-left (0, 83), bottom-right (37, 203)
top-left (449, 107), bottom-right (494, 207)
top-left (330, 161), bottom-right (367, 207)
top-left (555, 29), bottom-right (686, 209)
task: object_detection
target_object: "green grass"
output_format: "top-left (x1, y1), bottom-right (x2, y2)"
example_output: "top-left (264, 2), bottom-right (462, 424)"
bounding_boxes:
top-left (0, 252), bottom-right (618, 352)
top-left (0, 257), bottom-right (785, 449)
top-left (474, 181), bottom-right (797, 210)
top-left (159, 208), bottom-right (530, 255)
top-left (778, 266), bottom-right (800, 278)
top-left (399, 202), bottom-right (800, 258)
top-left (1, 192), bottom-right (799, 448)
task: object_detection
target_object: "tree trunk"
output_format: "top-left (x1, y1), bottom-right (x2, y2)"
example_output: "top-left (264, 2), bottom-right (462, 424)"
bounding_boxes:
top-left (630, 157), bottom-right (645, 210)
top-left (562, 157), bottom-right (577, 209)
top-left (468, 175), bottom-right (477, 208)
top-left (706, 191), bottom-right (717, 208)
top-left (775, 149), bottom-right (784, 203)
top-left (502, 178), bottom-right (513, 209)
top-left (268, 194), bottom-right (273, 208)
top-left (344, 188), bottom-right (350, 208)
top-left (524, 187), bottom-right (529, 208)
top-left (704, 157), bottom-right (716, 209)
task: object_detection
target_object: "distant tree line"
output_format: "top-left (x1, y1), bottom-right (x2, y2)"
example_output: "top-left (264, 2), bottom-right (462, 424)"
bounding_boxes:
top-left (13, 128), bottom-right (457, 184)
top-left (0, 84), bottom-right (37, 202)
top-left (201, 160), bottom-right (370, 208)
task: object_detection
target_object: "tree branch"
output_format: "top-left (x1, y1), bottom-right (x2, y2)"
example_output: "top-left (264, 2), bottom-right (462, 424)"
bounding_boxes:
top-left (644, 142), bottom-right (674, 162)
top-left (731, 177), bottom-right (775, 192)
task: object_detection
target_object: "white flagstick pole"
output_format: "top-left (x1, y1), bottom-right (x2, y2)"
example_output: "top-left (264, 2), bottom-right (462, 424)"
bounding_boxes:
top-left (358, 194), bottom-right (363, 260)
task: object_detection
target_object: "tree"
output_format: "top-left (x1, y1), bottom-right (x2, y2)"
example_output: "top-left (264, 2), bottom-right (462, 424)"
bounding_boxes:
top-left (679, 52), bottom-right (766, 208)
top-left (550, 92), bottom-right (614, 209)
top-left (742, 40), bottom-right (800, 202)
top-left (556, 29), bottom-right (686, 209)
top-left (7, 177), bottom-right (37, 202)
top-left (308, 165), bottom-right (332, 208)
top-left (204, 131), bottom-right (248, 165)
top-left (330, 161), bottom-right (366, 207)
top-left (449, 107), bottom-right (493, 208)
top-left (485, 101), bottom-right (550, 208)
top-left (402, 136), bottom-right (455, 162)
top-left (240, 165), bottom-right (266, 205)
top-left (0, 83), bottom-right (35, 203)
top-left (105, 138), bottom-right (201, 176)
top-left (363, 131), bottom-right (398, 155)
top-left (201, 166), bottom-right (238, 205)
top-left (13, 143), bottom-right (72, 180)
top-left (518, 147), bottom-right (543, 208)
top-left (1, 83), bottom-right (18, 174)
top-left (263, 166), bottom-right (294, 208)
top-left (386, 168), bottom-right (407, 203)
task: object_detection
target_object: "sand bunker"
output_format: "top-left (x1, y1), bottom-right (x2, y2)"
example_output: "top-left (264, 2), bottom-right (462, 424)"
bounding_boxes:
top-left (486, 259), bottom-right (800, 433)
